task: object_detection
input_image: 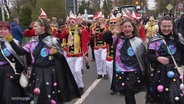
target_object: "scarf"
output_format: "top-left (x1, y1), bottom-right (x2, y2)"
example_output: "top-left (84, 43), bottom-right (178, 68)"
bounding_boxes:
top-left (68, 25), bottom-right (81, 54)
top-left (146, 22), bottom-right (157, 38)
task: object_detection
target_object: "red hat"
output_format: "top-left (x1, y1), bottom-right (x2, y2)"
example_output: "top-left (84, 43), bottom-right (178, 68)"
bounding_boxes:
top-left (39, 8), bottom-right (48, 19)
top-left (132, 11), bottom-right (141, 20)
top-left (109, 13), bottom-right (117, 21)
top-left (69, 11), bottom-right (76, 21)
top-left (122, 10), bottom-right (130, 19)
top-left (93, 11), bottom-right (103, 20)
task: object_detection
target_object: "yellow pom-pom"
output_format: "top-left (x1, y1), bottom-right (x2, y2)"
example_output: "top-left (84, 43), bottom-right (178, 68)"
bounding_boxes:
top-left (5, 34), bottom-right (13, 42)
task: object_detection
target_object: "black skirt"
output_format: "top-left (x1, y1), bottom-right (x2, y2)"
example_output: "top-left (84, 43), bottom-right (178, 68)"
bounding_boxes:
top-left (0, 65), bottom-right (25, 104)
top-left (112, 70), bottom-right (145, 94)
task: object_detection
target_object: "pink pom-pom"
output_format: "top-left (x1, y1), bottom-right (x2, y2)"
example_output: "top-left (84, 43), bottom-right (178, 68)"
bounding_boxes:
top-left (53, 82), bottom-right (57, 87)
top-left (180, 84), bottom-right (184, 90)
top-left (157, 85), bottom-right (164, 92)
top-left (179, 76), bottom-right (183, 80)
top-left (33, 88), bottom-right (40, 95)
top-left (122, 83), bottom-right (125, 86)
top-left (50, 99), bottom-right (56, 104)
top-left (150, 74), bottom-right (154, 77)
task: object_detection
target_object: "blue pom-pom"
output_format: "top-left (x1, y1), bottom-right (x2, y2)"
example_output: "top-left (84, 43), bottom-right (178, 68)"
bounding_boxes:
top-left (167, 71), bottom-right (175, 78)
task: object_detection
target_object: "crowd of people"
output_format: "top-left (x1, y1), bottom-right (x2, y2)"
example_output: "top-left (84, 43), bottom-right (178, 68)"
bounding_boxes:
top-left (0, 7), bottom-right (184, 104)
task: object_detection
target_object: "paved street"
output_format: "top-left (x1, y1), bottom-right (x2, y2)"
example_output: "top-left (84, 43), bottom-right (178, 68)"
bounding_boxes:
top-left (66, 48), bottom-right (147, 104)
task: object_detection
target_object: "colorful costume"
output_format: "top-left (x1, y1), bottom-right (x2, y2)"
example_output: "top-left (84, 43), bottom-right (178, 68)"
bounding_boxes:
top-left (0, 39), bottom-right (25, 104)
top-left (146, 33), bottom-right (184, 104)
top-left (22, 34), bottom-right (80, 103)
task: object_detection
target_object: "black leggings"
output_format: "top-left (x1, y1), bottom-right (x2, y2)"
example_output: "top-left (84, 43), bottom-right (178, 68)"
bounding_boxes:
top-left (124, 90), bottom-right (136, 104)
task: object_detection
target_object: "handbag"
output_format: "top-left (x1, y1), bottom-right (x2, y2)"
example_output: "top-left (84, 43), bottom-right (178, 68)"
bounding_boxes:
top-left (163, 40), bottom-right (184, 83)
top-left (19, 71), bottom-right (29, 88)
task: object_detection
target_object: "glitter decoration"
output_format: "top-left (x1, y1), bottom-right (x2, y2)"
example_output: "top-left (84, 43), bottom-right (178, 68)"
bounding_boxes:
top-left (119, 77), bottom-right (122, 79)
top-left (175, 97), bottom-right (179, 101)
top-left (48, 95), bottom-right (51, 98)
top-left (58, 90), bottom-right (61, 93)
top-left (165, 88), bottom-right (169, 91)
top-left (157, 70), bottom-right (160, 73)
top-left (46, 82), bottom-right (49, 85)
top-left (127, 78), bottom-right (129, 80)
top-left (173, 79), bottom-right (176, 82)
top-left (167, 71), bottom-right (175, 78)
top-left (157, 85), bottom-right (164, 92)
top-left (10, 76), bottom-right (13, 79)
top-left (137, 80), bottom-right (141, 83)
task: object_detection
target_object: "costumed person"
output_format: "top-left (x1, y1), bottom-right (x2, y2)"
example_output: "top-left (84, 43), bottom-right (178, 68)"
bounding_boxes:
top-left (0, 21), bottom-right (26, 104)
top-left (146, 15), bottom-right (184, 104)
top-left (76, 13), bottom-right (90, 70)
top-left (145, 16), bottom-right (159, 43)
top-left (90, 11), bottom-right (108, 79)
top-left (24, 8), bottom-right (58, 38)
top-left (103, 19), bottom-right (148, 104)
top-left (103, 13), bottom-right (119, 95)
top-left (50, 17), bottom-right (59, 31)
top-left (58, 11), bottom-right (89, 95)
top-left (60, 16), bottom-right (69, 58)
top-left (15, 18), bottom-right (80, 104)
top-left (24, 21), bottom-right (36, 37)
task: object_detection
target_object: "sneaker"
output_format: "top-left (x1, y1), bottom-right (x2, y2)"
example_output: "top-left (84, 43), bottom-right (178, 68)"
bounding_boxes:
top-left (110, 91), bottom-right (117, 95)
top-left (103, 74), bottom-right (108, 79)
top-left (96, 75), bottom-right (102, 79)
top-left (79, 87), bottom-right (84, 95)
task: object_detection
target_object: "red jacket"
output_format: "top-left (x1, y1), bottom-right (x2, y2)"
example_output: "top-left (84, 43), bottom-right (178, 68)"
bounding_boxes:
top-left (59, 25), bottom-right (89, 57)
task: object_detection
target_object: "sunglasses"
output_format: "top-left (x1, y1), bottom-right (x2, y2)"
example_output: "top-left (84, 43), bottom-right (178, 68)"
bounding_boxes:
top-left (69, 21), bottom-right (76, 24)
top-left (110, 22), bottom-right (116, 24)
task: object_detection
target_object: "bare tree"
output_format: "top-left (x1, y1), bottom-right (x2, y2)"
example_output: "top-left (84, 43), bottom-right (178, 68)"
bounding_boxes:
top-left (27, 0), bottom-right (37, 8)
top-left (9, 0), bottom-right (26, 17)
